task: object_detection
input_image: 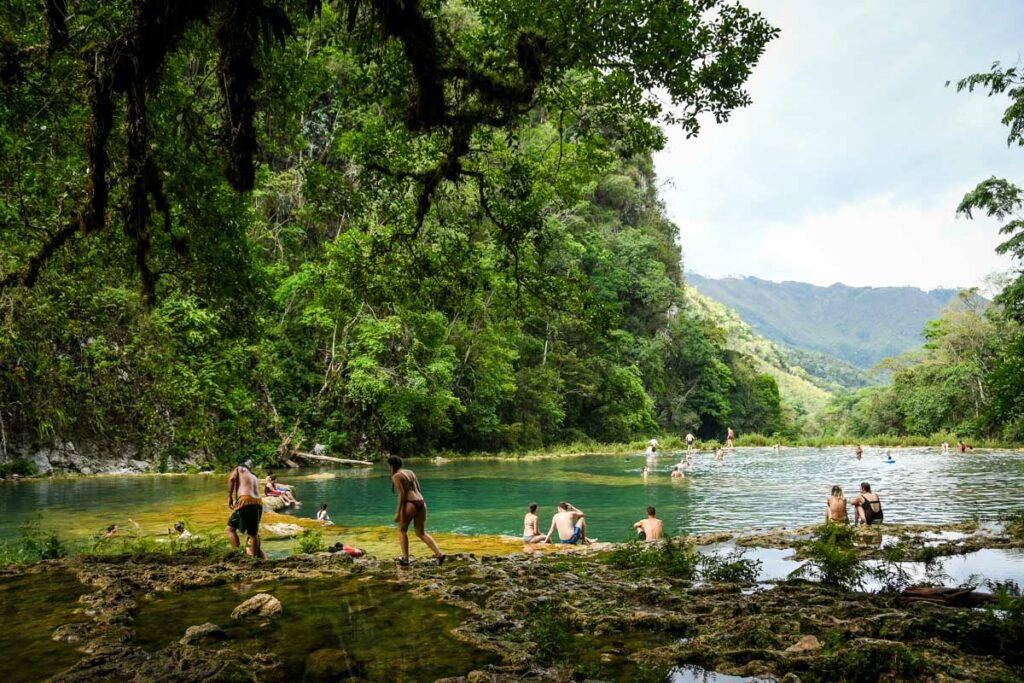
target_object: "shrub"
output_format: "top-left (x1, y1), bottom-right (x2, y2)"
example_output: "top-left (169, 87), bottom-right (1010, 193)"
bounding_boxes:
top-left (0, 521), bottom-right (66, 564)
top-left (606, 538), bottom-right (698, 580)
top-left (790, 522), bottom-right (866, 590)
top-left (295, 529), bottom-right (326, 554)
top-left (0, 460), bottom-right (39, 478)
top-left (699, 550), bottom-right (762, 584)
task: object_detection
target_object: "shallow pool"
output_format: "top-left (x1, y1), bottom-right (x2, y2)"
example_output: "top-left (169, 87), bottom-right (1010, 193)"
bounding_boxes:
top-left (1, 447), bottom-right (1022, 543)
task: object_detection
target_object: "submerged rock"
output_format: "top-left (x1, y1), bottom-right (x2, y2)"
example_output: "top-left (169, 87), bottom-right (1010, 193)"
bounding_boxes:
top-left (179, 622), bottom-right (226, 646)
top-left (230, 593), bottom-right (282, 620)
top-left (305, 648), bottom-right (353, 679)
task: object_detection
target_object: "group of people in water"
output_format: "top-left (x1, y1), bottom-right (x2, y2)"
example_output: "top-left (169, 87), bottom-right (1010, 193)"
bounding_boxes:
top-left (220, 434), bottom-right (930, 562)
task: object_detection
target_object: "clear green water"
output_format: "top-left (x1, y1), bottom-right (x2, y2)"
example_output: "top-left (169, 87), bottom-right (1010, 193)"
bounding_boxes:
top-left (2, 447), bottom-right (1024, 543)
top-left (133, 577), bottom-right (497, 681)
top-left (0, 571), bottom-right (89, 682)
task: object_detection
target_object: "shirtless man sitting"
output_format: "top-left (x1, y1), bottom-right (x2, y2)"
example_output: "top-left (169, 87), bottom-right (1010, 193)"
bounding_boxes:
top-left (543, 502), bottom-right (589, 545)
top-left (633, 506), bottom-right (663, 541)
top-left (523, 502), bottom-right (545, 543)
top-left (226, 461), bottom-right (266, 560)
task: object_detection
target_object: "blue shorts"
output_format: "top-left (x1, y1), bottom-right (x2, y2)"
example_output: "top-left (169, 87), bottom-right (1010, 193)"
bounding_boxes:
top-left (561, 526), bottom-right (582, 545)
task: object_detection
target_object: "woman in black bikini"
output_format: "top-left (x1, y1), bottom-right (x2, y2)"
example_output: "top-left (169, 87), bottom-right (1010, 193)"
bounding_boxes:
top-left (388, 455), bottom-right (445, 566)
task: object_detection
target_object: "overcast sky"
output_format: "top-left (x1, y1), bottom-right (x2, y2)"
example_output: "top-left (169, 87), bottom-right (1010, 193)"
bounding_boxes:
top-left (653, 0), bottom-right (1024, 291)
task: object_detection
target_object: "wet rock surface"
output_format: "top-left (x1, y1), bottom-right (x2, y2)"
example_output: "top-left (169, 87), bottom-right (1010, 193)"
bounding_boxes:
top-left (230, 592), bottom-right (282, 620)
top-left (179, 622), bottom-right (226, 645)
top-left (5, 521), bottom-right (1021, 682)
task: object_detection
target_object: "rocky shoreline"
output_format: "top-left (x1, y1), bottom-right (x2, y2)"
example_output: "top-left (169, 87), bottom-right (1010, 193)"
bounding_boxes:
top-left (1, 521), bottom-right (1020, 682)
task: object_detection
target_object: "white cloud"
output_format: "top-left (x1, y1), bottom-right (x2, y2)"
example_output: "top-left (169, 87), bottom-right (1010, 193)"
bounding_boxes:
top-left (700, 191), bottom-right (1014, 289)
top-left (655, 0), bottom-right (1024, 290)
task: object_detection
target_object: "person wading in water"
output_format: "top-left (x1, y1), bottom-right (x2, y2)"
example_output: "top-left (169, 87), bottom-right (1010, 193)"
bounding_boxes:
top-left (388, 455), bottom-right (445, 566)
top-left (226, 461), bottom-right (266, 560)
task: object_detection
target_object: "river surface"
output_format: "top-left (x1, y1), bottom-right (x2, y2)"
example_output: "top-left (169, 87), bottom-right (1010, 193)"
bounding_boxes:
top-left (2, 447), bottom-right (1022, 543)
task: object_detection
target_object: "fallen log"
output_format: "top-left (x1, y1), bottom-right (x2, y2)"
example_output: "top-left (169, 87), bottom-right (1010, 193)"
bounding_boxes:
top-left (900, 586), bottom-right (994, 607)
top-left (292, 451), bottom-right (373, 466)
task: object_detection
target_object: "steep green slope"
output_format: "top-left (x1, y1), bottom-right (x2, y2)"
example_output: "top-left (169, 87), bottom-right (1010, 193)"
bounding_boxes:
top-left (683, 287), bottom-right (835, 417)
top-left (687, 274), bottom-right (959, 368)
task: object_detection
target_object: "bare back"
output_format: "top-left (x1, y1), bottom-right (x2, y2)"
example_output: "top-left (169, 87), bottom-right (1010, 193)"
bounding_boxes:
top-left (234, 468), bottom-right (260, 499)
top-left (637, 517), bottom-right (663, 540)
top-left (826, 496), bottom-right (848, 522)
top-left (524, 513), bottom-right (539, 537)
top-left (394, 469), bottom-right (425, 501)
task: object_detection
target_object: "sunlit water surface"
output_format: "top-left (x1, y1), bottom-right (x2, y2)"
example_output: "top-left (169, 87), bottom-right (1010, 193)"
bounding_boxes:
top-left (2, 447), bottom-right (1023, 543)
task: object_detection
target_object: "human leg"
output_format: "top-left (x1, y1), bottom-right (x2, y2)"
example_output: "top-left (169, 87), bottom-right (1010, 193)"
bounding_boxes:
top-left (412, 504), bottom-right (443, 560)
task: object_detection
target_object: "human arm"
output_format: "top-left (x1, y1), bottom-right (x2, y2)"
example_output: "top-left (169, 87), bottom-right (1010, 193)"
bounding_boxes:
top-left (392, 474), bottom-right (406, 522)
top-left (227, 469), bottom-right (238, 508)
top-left (543, 517), bottom-right (557, 543)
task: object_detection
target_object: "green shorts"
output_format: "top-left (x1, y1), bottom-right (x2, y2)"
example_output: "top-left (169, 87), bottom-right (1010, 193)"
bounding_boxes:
top-left (228, 503), bottom-right (263, 536)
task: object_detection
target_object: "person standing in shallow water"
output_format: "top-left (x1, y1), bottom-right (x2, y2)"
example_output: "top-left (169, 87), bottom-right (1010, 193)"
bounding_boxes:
top-left (388, 455), bottom-right (445, 566)
top-left (855, 445), bottom-right (863, 460)
top-left (726, 427), bottom-right (735, 451)
top-left (226, 460), bottom-right (266, 560)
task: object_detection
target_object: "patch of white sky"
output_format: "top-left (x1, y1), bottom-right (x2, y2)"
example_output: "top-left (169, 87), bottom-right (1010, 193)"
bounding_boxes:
top-left (653, 0), bottom-right (1024, 291)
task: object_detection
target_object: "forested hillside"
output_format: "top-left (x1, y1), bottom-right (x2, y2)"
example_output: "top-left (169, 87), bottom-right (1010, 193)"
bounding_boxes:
top-left (687, 274), bottom-right (961, 368)
top-left (0, 1), bottom-right (782, 467)
top-left (684, 287), bottom-right (840, 425)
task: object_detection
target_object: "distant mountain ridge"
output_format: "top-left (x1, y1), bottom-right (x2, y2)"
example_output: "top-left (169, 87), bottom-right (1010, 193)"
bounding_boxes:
top-left (683, 288), bottom-right (865, 419)
top-left (686, 274), bottom-right (962, 368)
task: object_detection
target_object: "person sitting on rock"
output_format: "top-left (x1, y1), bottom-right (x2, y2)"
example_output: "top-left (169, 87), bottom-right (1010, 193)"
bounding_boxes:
top-left (633, 506), bottom-right (663, 541)
top-left (543, 502), bottom-right (589, 545)
top-left (523, 502), bottom-right (545, 544)
top-left (173, 521), bottom-right (193, 540)
top-left (264, 473), bottom-right (298, 506)
top-left (852, 482), bottom-right (884, 526)
top-left (825, 486), bottom-right (848, 524)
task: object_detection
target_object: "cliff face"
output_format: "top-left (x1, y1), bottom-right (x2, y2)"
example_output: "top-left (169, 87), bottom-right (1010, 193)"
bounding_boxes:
top-left (4, 439), bottom-right (205, 475)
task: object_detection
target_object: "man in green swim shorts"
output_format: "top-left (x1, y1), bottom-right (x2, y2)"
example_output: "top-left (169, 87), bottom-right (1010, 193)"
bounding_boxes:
top-left (226, 460), bottom-right (266, 560)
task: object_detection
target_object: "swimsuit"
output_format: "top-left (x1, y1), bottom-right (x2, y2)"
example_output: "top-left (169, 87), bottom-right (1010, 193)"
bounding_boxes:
top-left (227, 495), bottom-right (263, 535)
top-left (561, 525), bottom-right (583, 545)
top-left (861, 496), bottom-right (883, 525)
top-left (407, 499), bottom-right (426, 514)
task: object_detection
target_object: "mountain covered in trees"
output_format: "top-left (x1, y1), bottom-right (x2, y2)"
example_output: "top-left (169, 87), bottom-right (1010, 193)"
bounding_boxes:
top-left (0, 0), bottom-right (786, 466)
top-left (687, 274), bottom-right (962, 368)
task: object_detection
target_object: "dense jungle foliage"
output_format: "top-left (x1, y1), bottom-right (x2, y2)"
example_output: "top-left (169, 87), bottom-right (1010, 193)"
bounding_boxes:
top-left (814, 61), bottom-right (1024, 444)
top-left (0, 0), bottom-right (786, 464)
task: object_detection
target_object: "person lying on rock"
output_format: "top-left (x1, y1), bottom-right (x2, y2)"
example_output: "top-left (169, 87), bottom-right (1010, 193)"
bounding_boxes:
top-left (226, 460), bottom-right (266, 560)
top-left (543, 502), bottom-right (590, 545)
